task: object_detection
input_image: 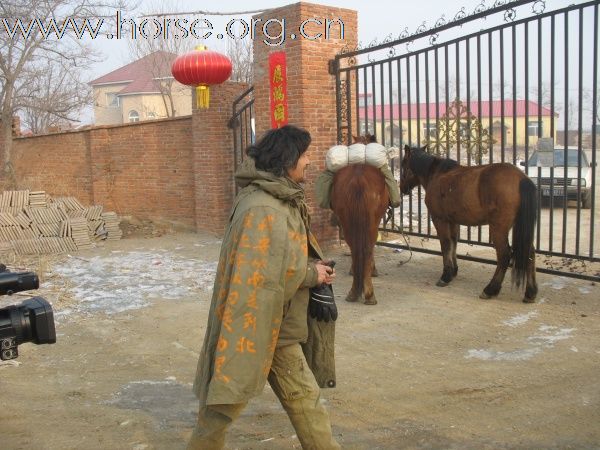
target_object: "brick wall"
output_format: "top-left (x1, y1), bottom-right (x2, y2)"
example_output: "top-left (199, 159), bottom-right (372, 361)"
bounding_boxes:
top-left (8, 116), bottom-right (197, 229)
top-left (88, 116), bottom-right (196, 228)
top-left (2, 82), bottom-right (248, 231)
top-left (11, 130), bottom-right (94, 204)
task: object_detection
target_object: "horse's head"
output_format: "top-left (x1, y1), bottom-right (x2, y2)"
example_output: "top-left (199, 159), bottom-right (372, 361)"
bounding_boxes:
top-left (399, 145), bottom-right (428, 194)
top-left (352, 134), bottom-right (377, 144)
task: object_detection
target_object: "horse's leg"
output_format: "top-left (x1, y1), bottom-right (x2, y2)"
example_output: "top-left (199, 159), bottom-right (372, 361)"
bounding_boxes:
top-left (451, 223), bottom-right (459, 278)
top-left (364, 245), bottom-right (377, 305)
top-left (480, 225), bottom-right (511, 299)
top-left (345, 244), bottom-right (361, 303)
top-left (523, 244), bottom-right (538, 303)
top-left (335, 218), bottom-right (359, 302)
top-left (432, 218), bottom-right (455, 287)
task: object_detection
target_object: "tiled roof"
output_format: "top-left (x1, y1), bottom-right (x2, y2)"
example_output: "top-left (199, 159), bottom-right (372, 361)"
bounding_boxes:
top-left (118, 79), bottom-right (162, 95)
top-left (359, 100), bottom-right (555, 120)
top-left (90, 51), bottom-right (176, 95)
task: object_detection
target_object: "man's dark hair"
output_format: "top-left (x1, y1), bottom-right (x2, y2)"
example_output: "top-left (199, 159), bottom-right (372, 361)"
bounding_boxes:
top-left (246, 125), bottom-right (311, 177)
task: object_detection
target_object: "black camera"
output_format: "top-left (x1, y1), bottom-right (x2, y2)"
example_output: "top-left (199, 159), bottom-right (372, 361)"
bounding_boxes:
top-left (0, 265), bottom-right (56, 361)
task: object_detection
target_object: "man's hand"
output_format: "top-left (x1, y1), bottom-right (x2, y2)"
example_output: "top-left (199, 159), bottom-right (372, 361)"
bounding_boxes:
top-left (315, 260), bottom-right (336, 285)
top-left (309, 261), bottom-right (337, 322)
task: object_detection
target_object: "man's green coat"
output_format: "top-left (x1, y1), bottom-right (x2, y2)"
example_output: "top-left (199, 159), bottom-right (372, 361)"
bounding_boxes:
top-left (193, 158), bottom-right (335, 406)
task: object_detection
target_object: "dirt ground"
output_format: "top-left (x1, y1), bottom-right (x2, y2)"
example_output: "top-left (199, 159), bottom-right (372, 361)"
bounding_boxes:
top-left (1, 228), bottom-right (599, 450)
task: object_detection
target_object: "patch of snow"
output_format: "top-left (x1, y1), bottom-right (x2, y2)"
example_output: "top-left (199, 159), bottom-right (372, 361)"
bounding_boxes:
top-left (502, 311), bottom-right (538, 327)
top-left (543, 279), bottom-right (566, 290)
top-left (465, 348), bottom-right (541, 361)
top-left (527, 326), bottom-right (576, 346)
top-left (48, 250), bottom-right (217, 315)
top-left (466, 326), bottom-right (576, 362)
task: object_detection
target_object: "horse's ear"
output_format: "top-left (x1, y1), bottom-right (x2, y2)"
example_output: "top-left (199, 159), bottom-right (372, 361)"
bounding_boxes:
top-left (404, 144), bottom-right (411, 152)
top-left (420, 145), bottom-right (428, 153)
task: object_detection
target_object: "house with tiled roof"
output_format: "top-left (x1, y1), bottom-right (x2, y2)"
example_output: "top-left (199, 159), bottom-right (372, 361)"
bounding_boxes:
top-left (90, 51), bottom-right (191, 125)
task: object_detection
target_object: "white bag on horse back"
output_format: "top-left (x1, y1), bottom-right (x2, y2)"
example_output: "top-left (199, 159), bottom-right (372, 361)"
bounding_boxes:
top-left (347, 143), bottom-right (366, 165)
top-left (365, 143), bottom-right (388, 168)
top-left (325, 145), bottom-right (350, 172)
top-left (325, 142), bottom-right (390, 172)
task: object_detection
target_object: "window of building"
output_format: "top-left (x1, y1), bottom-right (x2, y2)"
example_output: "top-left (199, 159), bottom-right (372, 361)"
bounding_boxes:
top-left (385, 124), bottom-right (405, 146)
top-left (459, 122), bottom-right (471, 140)
top-left (528, 120), bottom-right (543, 137)
top-left (359, 121), bottom-right (374, 135)
top-left (106, 93), bottom-right (119, 108)
top-left (128, 110), bottom-right (139, 122)
top-left (422, 122), bottom-right (437, 139)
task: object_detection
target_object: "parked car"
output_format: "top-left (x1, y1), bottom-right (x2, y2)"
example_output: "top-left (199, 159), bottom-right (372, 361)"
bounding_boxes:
top-left (521, 147), bottom-right (594, 209)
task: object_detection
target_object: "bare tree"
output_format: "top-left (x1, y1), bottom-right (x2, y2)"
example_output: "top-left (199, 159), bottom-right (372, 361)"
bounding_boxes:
top-left (583, 87), bottom-right (600, 125)
top-left (529, 82), bottom-right (554, 109)
top-left (0, 0), bottom-right (128, 186)
top-left (227, 36), bottom-right (253, 83)
top-left (20, 59), bottom-right (92, 134)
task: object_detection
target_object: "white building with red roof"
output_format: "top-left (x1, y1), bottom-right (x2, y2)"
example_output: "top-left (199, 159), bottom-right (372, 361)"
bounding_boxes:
top-left (89, 51), bottom-right (192, 125)
top-left (357, 98), bottom-right (557, 149)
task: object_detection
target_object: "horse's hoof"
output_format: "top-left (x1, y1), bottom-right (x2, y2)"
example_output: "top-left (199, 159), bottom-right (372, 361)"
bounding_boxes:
top-left (365, 297), bottom-right (377, 305)
top-left (345, 293), bottom-right (359, 303)
top-left (479, 291), bottom-right (493, 299)
top-left (436, 279), bottom-right (449, 287)
top-left (372, 268), bottom-right (379, 277)
top-left (522, 297), bottom-right (536, 304)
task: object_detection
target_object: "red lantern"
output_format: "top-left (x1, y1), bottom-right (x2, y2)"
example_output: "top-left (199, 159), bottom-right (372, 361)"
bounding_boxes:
top-left (171, 45), bottom-right (233, 109)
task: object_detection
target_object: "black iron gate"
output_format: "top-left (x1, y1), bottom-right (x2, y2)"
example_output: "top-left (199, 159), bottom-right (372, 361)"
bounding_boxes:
top-left (229, 86), bottom-right (255, 192)
top-left (333, 0), bottom-right (599, 281)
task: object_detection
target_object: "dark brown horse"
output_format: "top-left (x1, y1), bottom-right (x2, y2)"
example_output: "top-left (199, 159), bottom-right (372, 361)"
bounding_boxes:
top-left (330, 134), bottom-right (389, 305)
top-left (399, 145), bottom-right (538, 303)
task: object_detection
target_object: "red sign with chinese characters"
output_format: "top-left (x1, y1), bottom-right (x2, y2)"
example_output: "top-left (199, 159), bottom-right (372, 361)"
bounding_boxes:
top-left (269, 51), bottom-right (289, 128)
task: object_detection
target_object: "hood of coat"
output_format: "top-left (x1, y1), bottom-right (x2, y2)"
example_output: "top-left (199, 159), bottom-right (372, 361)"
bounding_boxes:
top-left (235, 157), bottom-right (306, 204)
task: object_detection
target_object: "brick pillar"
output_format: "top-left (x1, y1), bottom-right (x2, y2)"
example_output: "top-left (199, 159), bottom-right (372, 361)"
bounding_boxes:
top-left (252, 3), bottom-right (358, 247)
top-left (192, 81), bottom-right (248, 233)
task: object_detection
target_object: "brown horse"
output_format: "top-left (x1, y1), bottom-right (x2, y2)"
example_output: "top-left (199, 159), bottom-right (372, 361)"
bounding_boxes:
top-left (330, 134), bottom-right (390, 305)
top-left (399, 145), bottom-right (538, 303)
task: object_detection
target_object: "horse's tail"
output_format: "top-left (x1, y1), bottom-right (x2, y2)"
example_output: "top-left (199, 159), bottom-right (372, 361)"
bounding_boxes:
top-left (512, 177), bottom-right (537, 288)
top-left (346, 177), bottom-right (371, 297)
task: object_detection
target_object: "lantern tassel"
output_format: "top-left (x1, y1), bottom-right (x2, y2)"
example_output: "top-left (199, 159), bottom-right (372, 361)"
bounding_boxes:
top-left (196, 85), bottom-right (210, 109)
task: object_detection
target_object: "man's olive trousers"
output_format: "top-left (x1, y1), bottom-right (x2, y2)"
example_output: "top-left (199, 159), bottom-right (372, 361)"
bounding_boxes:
top-left (187, 343), bottom-right (340, 450)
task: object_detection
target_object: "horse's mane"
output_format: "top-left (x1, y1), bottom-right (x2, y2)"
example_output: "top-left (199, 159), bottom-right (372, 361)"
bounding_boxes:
top-left (409, 148), bottom-right (434, 176)
top-left (437, 158), bottom-right (459, 172)
top-left (410, 147), bottom-right (458, 176)
top-left (353, 134), bottom-right (377, 144)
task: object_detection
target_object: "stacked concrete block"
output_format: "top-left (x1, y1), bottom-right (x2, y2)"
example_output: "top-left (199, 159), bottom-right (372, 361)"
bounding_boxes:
top-left (0, 190), bottom-right (122, 255)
